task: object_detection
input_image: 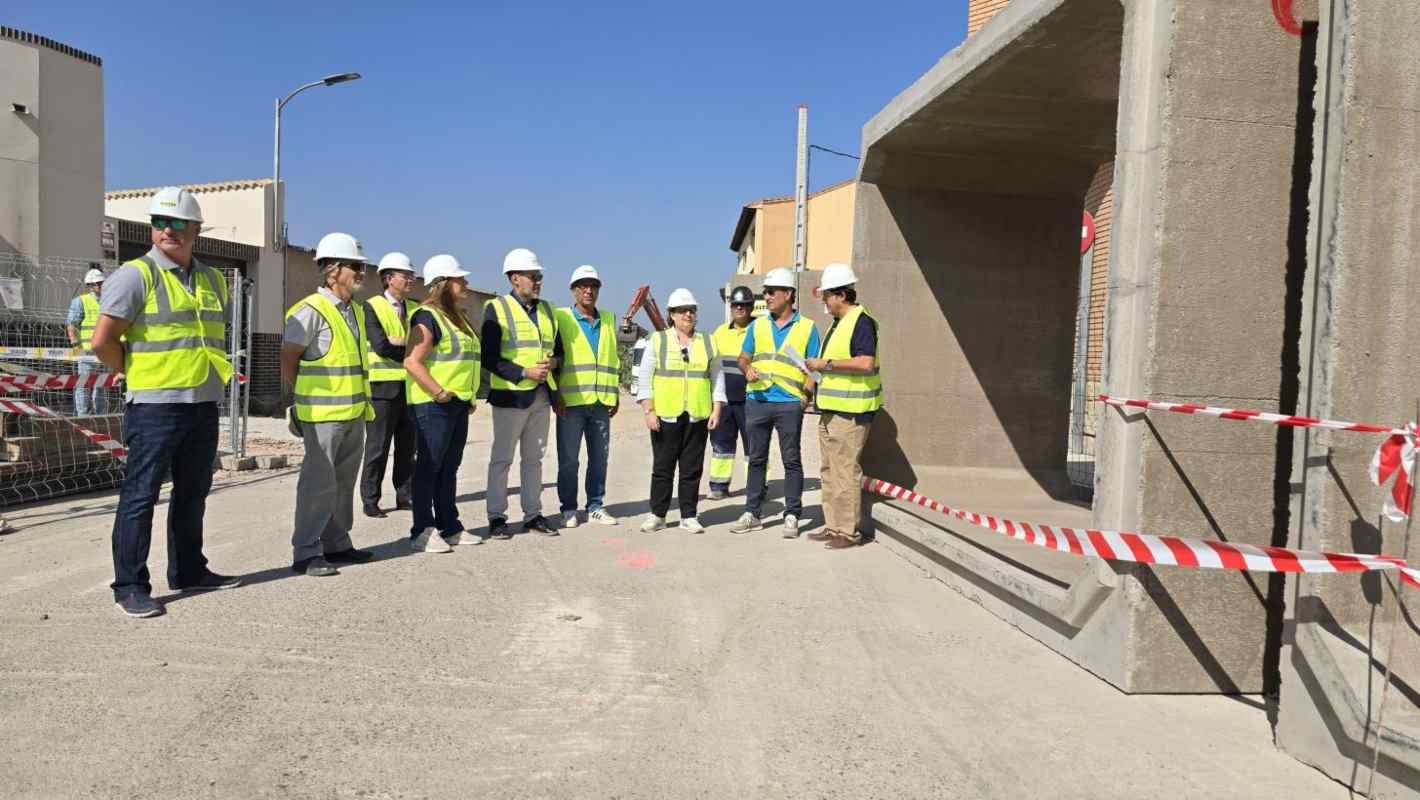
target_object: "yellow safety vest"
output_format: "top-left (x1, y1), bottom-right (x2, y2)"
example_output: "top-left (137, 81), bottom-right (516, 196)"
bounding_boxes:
top-left (285, 293), bottom-right (374, 424)
top-left (746, 315), bottom-right (815, 400)
top-left (408, 306), bottom-right (481, 404)
top-left (650, 329), bottom-right (715, 420)
top-left (555, 307), bottom-right (620, 407)
top-left (817, 305), bottom-right (882, 414)
top-left (78, 292), bottom-right (101, 350)
top-left (122, 255), bottom-right (233, 392)
top-left (487, 294), bottom-right (558, 392)
top-left (366, 295), bottom-right (419, 383)
top-left (711, 321), bottom-right (751, 400)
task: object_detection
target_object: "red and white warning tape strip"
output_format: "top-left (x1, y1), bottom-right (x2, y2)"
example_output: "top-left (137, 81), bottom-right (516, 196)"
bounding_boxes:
top-left (0, 372), bottom-right (123, 392)
top-left (1098, 394), bottom-right (1406, 435)
top-left (864, 477), bottom-right (1420, 589)
top-left (0, 398), bottom-right (127, 462)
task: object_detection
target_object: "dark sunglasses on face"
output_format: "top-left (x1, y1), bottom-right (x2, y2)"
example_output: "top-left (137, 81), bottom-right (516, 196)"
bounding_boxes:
top-left (731, 303), bottom-right (753, 310)
top-left (344, 262), bottom-right (368, 273)
top-left (513, 272), bottom-right (543, 283)
top-left (151, 217), bottom-right (189, 231)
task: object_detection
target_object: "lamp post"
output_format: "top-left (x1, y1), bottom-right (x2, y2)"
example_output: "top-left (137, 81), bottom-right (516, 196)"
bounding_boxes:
top-left (272, 72), bottom-right (361, 253)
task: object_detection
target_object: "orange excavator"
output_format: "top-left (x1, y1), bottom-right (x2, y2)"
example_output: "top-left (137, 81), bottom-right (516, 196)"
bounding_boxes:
top-left (620, 284), bottom-right (667, 338)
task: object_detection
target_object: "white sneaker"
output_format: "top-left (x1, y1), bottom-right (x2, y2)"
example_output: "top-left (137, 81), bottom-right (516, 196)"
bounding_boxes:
top-left (588, 508), bottom-right (619, 526)
top-left (410, 527), bottom-right (453, 553)
top-left (445, 530), bottom-right (482, 546)
top-left (563, 511), bottom-right (580, 529)
top-left (730, 512), bottom-right (762, 534)
top-left (680, 517), bottom-right (705, 534)
top-left (782, 514), bottom-right (800, 539)
top-left (640, 515), bottom-right (665, 533)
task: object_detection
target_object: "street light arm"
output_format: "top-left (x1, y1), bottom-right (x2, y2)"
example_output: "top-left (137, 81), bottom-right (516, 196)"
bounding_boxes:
top-left (277, 80), bottom-right (327, 113)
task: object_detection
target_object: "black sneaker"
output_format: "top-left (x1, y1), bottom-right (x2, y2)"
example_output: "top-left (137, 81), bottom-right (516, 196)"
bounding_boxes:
top-left (362, 504), bottom-right (387, 518)
top-left (326, 548), bottom-right (374, 564)
top-left (525, 515), bottom-right (558, 536)
top-left (394, 498), bottom-right (414, 511)
top-left (291, 556), bottom-right (339, 577)
top-left (170, 568), bottom-right (242, 593)
top-left (489, 518), bottom-right (512, 540)
top-left (115, 593), bottom-right (164, 618)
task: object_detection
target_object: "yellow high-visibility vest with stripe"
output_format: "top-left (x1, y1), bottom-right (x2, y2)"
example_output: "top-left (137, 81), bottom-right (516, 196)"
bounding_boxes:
top-left (122, 255), bottom-right (233, 392)
top-left (746, 315), bottom-right (815, 400)
top-left (650, 329), bottom-right (715, 420)
top-left (554, 307), bottom-right (620, 407)
top-left (817, 305), bottom-right (882, 414)
top-left (78, 292), bottom-right (101, 350)
top-left (285, 293), bottom-right (374, 424)
top-left (366, 295), bottom-right (419, 383)
top-left (487, 295), bottom-right (558, 392)
top-left (408, 306), bottom-right (482, 405)
top-left (711, 321), bottom-right (751, 400)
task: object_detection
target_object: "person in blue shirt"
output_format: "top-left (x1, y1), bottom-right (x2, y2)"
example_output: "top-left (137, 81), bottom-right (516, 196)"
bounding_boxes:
top-left (731, 268), bottom-right (821, 537)
top-left (65, 267), bottom-right (109, 416)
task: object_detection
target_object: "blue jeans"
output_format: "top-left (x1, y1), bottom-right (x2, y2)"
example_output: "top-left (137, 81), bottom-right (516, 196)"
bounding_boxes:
top-left (745, 400), bottom-right (805, 518)
top-left (411, 400), bottom-right (469, 538)
top-left (110, 402), bottom-right (218, 599)
top-left (74, 359), bottom-right (107, 416)
top-left (557, 403), bottom-right (611, 514)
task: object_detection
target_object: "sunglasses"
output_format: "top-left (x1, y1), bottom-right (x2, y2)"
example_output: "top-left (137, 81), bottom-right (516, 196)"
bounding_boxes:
top-left (151, 217), bottom-right (190, 231)
top-left (512, 272), bottom-right (544, 283)
top-left (671, 307), bottom-right (698, 314)
top-left (730, 303), bottom-right (753, 309)
top-left (344, 262), bottom-right (368, 273)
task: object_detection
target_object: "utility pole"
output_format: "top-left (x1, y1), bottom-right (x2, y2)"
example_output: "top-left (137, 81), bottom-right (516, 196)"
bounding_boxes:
top-left (792, 104), bottom-right (809, 306)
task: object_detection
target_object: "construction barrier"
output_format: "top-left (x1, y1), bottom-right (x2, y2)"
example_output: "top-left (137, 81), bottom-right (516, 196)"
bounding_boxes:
top-left (0, 398), bottom-right (127, 462)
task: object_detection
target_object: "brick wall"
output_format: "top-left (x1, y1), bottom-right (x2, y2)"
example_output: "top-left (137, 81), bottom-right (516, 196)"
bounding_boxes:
top-left (967, 0), bottom-right (1011, 35)
top-left (1083, 162), bottom-right (1112, 388)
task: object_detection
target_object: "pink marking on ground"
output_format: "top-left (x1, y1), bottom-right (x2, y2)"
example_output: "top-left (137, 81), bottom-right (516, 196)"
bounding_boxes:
top-left (617, 551), bottom-right (656, 570)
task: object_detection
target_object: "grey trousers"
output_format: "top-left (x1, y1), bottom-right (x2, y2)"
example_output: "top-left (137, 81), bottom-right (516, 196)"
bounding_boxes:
top-left (293, 417), bottom-right (364, 562)
top-left (487, 391), bottom-right (550, 522)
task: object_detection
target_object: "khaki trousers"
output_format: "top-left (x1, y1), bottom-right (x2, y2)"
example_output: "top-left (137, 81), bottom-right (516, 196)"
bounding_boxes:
top-left (818, 411), bottom-right (871, 541)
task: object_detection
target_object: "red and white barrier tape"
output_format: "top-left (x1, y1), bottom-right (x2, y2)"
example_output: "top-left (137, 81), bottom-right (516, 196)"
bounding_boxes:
top-left (864, 477), bottom-right (1420, 589)
top-left (0, 372), bottom-right (123, 392)
top-left (0, 399), bottom-right (127, 462)
top-left (1099, 394), bottom-right (1405, 436)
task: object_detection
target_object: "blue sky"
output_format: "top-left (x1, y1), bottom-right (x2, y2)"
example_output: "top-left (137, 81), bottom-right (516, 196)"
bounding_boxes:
top-left (12, 1), bottom-right (967, 318)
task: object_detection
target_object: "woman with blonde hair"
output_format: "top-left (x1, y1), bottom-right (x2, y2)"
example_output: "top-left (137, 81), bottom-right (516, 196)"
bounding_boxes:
top-left (403, 255), bottom-right (482, 553)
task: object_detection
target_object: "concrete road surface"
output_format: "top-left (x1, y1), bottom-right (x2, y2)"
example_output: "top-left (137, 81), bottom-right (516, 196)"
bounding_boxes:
top-left (0, 406), bottom-right (1345, 799)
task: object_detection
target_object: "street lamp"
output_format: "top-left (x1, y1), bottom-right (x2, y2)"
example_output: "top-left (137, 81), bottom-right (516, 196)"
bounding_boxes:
top-left (271, 72), bottom-right (362, 252)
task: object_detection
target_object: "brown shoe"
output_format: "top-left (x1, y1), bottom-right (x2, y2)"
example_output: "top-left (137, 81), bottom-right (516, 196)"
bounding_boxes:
top-left (824, 535), bottom-right (862, 550)
top-left (806, 530), bottom-right (836, 542)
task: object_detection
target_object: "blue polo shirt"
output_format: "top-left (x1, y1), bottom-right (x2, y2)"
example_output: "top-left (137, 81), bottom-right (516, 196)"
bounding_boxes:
top-left (741, 313), bottom-right (821, 403)
top-left (572, 305), bottom-right (600, 351)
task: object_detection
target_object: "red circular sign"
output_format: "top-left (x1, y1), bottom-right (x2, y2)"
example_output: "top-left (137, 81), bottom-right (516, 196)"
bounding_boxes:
top-left (1081, 211), bottom-right (1096, 255)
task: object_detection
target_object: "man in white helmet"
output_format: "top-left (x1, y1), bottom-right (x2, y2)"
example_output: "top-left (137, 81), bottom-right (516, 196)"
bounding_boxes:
top-left (280, 232), bottom-right (377, 577)
top-left (480, 247), bottom-right (565, 538)
top-left (803, 263), bottom-right (881, 550)
top-left (65, 265), bottom-right (109, 416)
top-left (358, 252), bottom-right (420, 519)
top-left (553, 265), bottom-right (621, 529)
top-left (89, 187), bottom-right (241, 618)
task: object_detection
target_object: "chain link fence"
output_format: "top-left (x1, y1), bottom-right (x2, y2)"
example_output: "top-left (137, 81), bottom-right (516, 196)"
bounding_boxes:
top-left (0, 252), bottom-right (251, 507)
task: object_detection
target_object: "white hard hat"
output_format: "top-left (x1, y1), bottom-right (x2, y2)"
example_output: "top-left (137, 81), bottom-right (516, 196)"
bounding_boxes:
top-left (314, 232), bottom-right (367, 263)
top-left (377, 252), bottom-right (416, 273)
top-left (83, 268), bottom-right (106, 285)
top-left (422, 254), bottom-right (471, 284)
top-left (763, 267), bottom-right (796, 289)
top-left (147, 186), bottom-right (204, 223)
top-left (819, 263), bottom-right (858, 291)
top-left (502, 248), bottom-right (543, 274)
top-left (667, 288), bottom-right (698, 309)
top-left (569, 265), bottom-right (601, 288)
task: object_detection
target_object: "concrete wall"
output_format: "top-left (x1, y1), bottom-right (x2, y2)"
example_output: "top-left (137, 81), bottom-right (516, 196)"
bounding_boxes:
top-left (1277, 1), bottom-right (1420, 794)
top-left (0, 31), bottom-right (102, 263)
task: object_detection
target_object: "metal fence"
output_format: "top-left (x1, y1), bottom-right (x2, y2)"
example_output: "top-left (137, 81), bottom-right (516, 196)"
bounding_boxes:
top-left (0, 252), bottom-right (252, 507)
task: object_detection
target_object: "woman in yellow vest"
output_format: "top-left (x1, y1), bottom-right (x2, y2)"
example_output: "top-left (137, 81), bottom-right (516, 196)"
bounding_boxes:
top-left (403, 255), bottom-right (482, 553)
top-left (803, 264), bottom-right (882, 550)
top-left (634, 289), bottom-right (727, 534)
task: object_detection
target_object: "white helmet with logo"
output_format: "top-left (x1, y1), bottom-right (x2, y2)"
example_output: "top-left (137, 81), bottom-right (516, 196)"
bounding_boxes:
top-left (667, 288), bottom-right (698, 309)
top-left (568, 265), bottom-right (601, 287)
top-left (819, 263), bottom-right (858, 291)
top-left (502, 248), bottom-right (543, 274)
top-left (377, 252), bottom-right (416, 273)
top-left (83, 268), bottom-right (106, 285)
top-left (422, 254), bottom-right (471, 284)
top-left (763, 267), bottom-right (796, 289)
top-left (147, 186), bottom-right (204, 223)
top-left (314, 232), bottom-right (367, 263)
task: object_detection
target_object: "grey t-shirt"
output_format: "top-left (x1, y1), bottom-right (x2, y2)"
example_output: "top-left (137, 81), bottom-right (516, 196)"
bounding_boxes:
top-left (100, 247), bottom-right (229, 405)
top-left (283, 287), bottom-right (361, 361)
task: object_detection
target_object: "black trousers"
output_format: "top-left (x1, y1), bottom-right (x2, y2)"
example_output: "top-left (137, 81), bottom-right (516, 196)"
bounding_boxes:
top-left (360, 391), bottom-right (415, 508)
top-left (649, 413), bottom-right (708, 518)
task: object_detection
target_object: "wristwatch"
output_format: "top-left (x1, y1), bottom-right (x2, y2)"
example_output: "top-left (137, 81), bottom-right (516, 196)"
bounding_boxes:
top-left (825, 359), bottom-right (835, 373)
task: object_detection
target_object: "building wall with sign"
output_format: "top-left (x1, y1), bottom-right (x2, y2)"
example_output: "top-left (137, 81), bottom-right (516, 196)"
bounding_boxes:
top-left (0, 27), bottom-right (103, 264)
